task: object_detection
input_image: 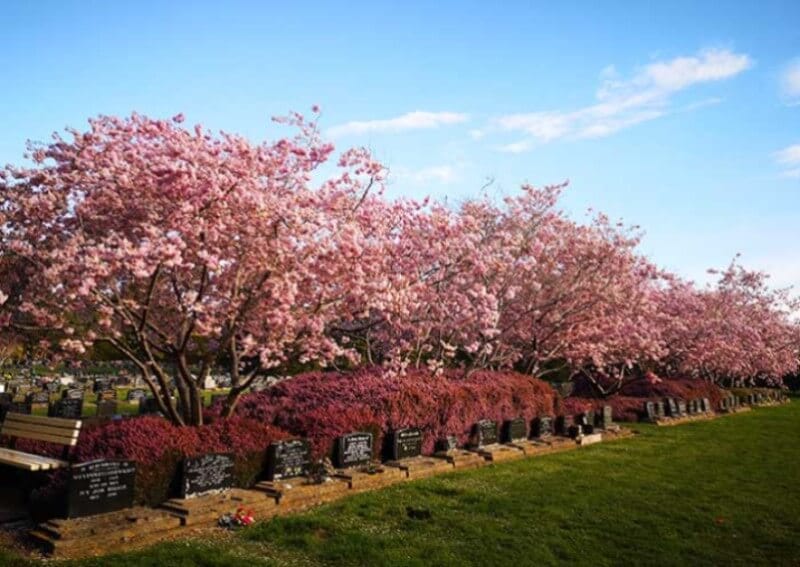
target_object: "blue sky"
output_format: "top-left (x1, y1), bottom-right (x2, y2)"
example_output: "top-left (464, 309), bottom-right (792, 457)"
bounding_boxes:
top-left (2, 1), bottom-right (799, 287)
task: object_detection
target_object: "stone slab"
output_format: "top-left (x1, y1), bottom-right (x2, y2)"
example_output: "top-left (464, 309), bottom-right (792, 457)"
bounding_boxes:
top-left (254, 478), bottom-right (351, 513)
top-left (433, 449), bottom-right (487, 470)
top-left (384, 455), bottom-right (454, 480)
top-left (576, 432), bottom-right (603, 446)
top-left (473, 444), bottom-right (526, 463)
top-left (334, 466), bottom-right (406, 492)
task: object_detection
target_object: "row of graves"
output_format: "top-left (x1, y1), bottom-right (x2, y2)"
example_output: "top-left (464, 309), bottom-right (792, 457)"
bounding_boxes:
top-left (642, 391), bottom-right (791, 425)
top-left (25, 408), bottom-right (631, 558)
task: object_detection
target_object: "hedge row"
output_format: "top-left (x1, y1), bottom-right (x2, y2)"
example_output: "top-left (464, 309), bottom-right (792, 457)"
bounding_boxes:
top-left (218, 368), bottom-right (559, 459)
top-left (564, 378), bottom-right (727, 422)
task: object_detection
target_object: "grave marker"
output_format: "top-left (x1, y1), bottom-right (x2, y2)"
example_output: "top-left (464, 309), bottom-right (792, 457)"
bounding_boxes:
top-left (472, 419), bottom-right (498, 447)
top-left (501, 418), bottom-right (528, 443)
top-left (334, 432), bottom-right (373, 469)
top-left (180, 453), bottom-right (235, 499)
top-left (265, 439), bottom-right (312, 481)
top-left (67, 460), bottom-right (136, 518)
top-left (50, 398), bottom-right (83, 419)
top-left (390, 427), bottom-right (424, 460)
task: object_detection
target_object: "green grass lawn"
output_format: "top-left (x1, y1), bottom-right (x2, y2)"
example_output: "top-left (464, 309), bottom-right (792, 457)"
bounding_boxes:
top-left (4, 401), bottom-right (800, 566)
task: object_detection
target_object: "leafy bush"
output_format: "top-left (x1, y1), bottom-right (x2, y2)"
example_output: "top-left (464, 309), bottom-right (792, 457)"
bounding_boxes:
top-left (222, 368), bottom-right (558, 458)
top-left (24, 415), bottom-right (289, 509)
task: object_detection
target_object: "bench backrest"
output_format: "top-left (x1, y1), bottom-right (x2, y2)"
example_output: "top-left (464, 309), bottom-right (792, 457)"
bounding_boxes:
top-left (1, 413), bottom-right (82, 447)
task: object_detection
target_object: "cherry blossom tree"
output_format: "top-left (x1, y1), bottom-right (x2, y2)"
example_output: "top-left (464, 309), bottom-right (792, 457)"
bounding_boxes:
top-left (0, 110), bottom-right (391, 425)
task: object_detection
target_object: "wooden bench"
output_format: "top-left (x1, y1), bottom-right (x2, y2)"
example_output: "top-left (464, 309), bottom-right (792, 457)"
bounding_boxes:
top-left (0, 413), bottom-right (82, 471)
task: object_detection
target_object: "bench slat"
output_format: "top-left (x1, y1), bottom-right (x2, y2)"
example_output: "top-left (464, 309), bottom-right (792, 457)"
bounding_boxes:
top-left (0, 448), bottom-right (68, 471)
top-left (0, 426), bottom-right (79, 446)
top-left (1, 422), bottom-right (81, 439)
top-left (2, 413), bottom-right (82, 430)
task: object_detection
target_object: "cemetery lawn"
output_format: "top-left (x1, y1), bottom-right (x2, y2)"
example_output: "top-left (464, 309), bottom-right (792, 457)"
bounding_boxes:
top-left (7, 400), bottom-right (800, 566)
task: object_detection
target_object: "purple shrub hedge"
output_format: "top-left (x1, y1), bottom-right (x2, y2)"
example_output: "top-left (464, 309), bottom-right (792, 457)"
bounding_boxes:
top-left (221, 368), bottom-right (558, 458)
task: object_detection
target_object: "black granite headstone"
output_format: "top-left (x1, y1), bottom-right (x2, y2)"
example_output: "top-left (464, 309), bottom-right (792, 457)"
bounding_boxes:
top-left (139, 397), bottom-right (161, 415)
top-left (265, 439), bottom-right (312, 481)
top-left (436, 435), bottom-right (459, 452)
top-left (501, 418), bottom-right (528, 443)
top-left (472, 420), bottom-right (498, 447)
top-left (664, 398), bottom-right (678, 417)
top-left (577, 413), bottom-right (595, 434)
top-left (335, 432), bottom-right (373, 469)
top-left (63, 389), bottom-right (84, 401)
top-left (180, 453), bottom-right (235, 498)
top-left (391, 428), bottom-right (424, 460)
top-left (557, 415), bottom-right (574, 436)
top-left (67, 460), bottom-right (136, 518)
top-left (50, 398), bottom-right (83, 419)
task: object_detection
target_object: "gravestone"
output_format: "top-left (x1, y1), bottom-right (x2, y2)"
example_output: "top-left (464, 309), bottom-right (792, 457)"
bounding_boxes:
top-left (436, 435), bottom-right (459, 452)
top-left (557, 415), bottom-right (575, 436)
top-left (139, 397), bottom-right (161, 415)
top-left (644, 401), bottom-right (657, 422)
top-left (67, 460), bottom-right (136, 518)
top-left (334, 432), bottom-right (373, 469)
top-left (747, 394), bottom-right (755, 405)
top-left (93, 379), bottom-right (111, 393)
top-left (719, 398), bottom-right (728, 411)
top-left (45, 381), bottom-right (61, 393)
top-left (96, 399), bottom-right (118, 418)
top-left (62, 388), bottom-right (84, 401)
top-left (502, 418), bottom-right (528, 443)
top-left (701, 398), bottom-right (711, 412)
top-left (677, 400), bottom-right (687, 417)
top-left (0, 392), bottom-right (12, 405)
top-left (27, 391), bottom-right (50, 405)
top-left (600, 406), bottom-right (614, 429)
top-left (534, 415), bottom-right (555, 438)
top-left (180, 453), bottom-right (235, 499)
top-left (50, 398), bottom-right (83, 419)
top-left (390, 428), bottom-right (424, 460)
top-left (664, 398), bottom-right (678, 417)
top-left (265, 439), bottom-right (312, 481)
top-left (577, 413), bottom-right (594, 434)
top-left (687, 399), bottom-right (697, 415)
top-left (127, 389), bottom-right (147, 403)
top-left (472, 420), bottom-right (498, 447)
top-left (96, 389), bottom-right (116, 403)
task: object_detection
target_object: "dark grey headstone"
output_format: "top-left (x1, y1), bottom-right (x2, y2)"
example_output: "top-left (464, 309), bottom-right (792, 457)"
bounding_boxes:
top-left (472, 420), bottom-right (498, 447)
top-left (27, 391), bottom-right (50, 405)
top-left (644, 401), bottom-right (657, 421)
top-left (265, 439), bottom-right (312, 481)
top-left (49, 398), bottom-right (83, 419)
top-left (665, 398), bottom-right (679, 417)
top-left (180, 453), bottom-right (235, 498)
top-left (557, 415), bottom-right (574, 436)
top-left (436, 435), bottom-right (459, 452)
top-left (534, 415), bottom-right (555, 437)
top-left (502, 418), bottom-right (528, 443)
top-left (335, 432), bottom-right (373, 469)
top-left (391, 428), bottom-right (424, 460)
top-left (63, 389), bottom-right (84, 401)
top-left (96, 400), bottom-right (118, 418)
top-left (67, 460), bottom-right (136, 518)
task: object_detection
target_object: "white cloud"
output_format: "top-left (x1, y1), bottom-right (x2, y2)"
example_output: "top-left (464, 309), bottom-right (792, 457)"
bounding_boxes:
top-left (775, 144), bottom-right (800, 166)
top-left (468, 129), bottom-right (485, 141)
top-left (327, 111), bottom-right (468, 137)
top-left (774, 144), bottom-right (800, 179)
top-left (495, 48), bottom-right (752, 151)
top-left (780, 59), bottom-right (800, 104)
